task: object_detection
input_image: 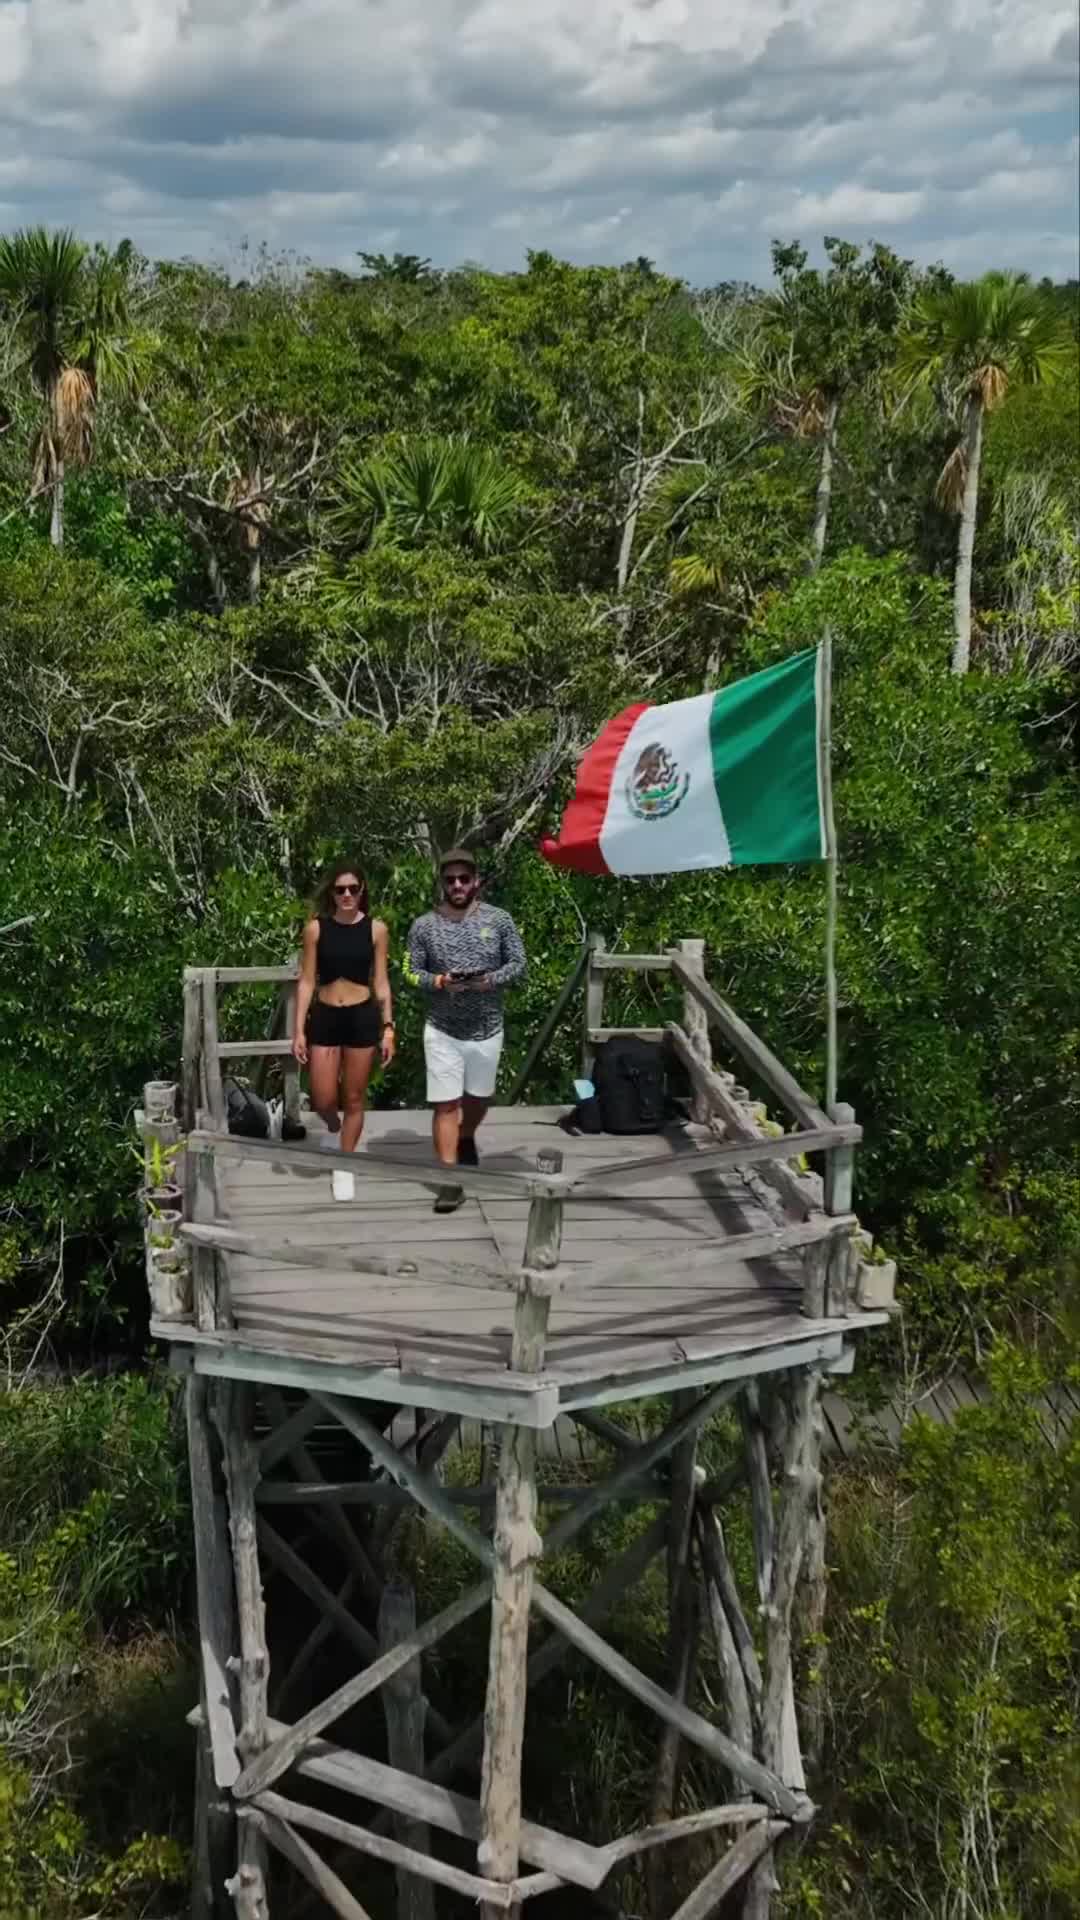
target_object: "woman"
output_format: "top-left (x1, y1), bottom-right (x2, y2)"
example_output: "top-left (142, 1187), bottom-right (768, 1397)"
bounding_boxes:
top-left (292, 860), bottom-right (395, 1152)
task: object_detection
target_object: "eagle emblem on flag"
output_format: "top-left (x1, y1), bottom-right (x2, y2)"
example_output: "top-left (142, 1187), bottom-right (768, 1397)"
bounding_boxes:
top-left (626, 743), bottom-right (690, 821)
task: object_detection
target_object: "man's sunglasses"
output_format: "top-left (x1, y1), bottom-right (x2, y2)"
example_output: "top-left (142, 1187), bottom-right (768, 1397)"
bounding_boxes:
top-left (334, 883), bottom-right (362, 896)
top-left (444, 873), bottom-right (475, 887)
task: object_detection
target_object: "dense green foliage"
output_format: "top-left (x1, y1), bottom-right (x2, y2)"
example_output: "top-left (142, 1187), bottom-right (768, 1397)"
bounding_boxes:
top-left (1, 237), bottom-right (1077, 1916)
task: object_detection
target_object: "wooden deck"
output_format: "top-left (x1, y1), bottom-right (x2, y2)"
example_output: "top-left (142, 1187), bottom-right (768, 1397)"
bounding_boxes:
top-left (161, 1106), bottom-right (887, 1423)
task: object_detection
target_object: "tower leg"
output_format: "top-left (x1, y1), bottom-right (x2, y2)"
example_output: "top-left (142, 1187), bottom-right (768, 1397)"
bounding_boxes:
top-left (476, 1421), bottom-right (541, 1920)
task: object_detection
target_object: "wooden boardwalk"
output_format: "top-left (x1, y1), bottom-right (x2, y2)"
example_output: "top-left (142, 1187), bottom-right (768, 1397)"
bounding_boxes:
top-left (176, 1105), bottom-right (885, 1421)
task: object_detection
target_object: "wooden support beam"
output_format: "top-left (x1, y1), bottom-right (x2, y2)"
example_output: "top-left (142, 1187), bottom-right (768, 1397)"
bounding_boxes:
top-left (256, 1479), bottom-right (658, 1509)
top-left (258, 1394), bottom-right (321, 1473)
top-left (252, 1792), bottom-right (517, 1909)
top-left (186, 1377), bottom-right (240, 1789)
top-left (648, 1388), bottom-right (701, 1917)
top-left (236, 1579), bottom-right (490, 1800)
top-left (668, 955), bottom-right (831, 1132)
top-left (378, 1581), bottom-right (436, 1920)
top-left (260, 1386), bottom-right (382, 1615)
top-left (264, 1721), bottom-right (613, 1890)
top-left (424, 1511), bottom-right (669, 1794)
top-left (281, 984), bottom-right (303, 1133)
top-left (528, 1584), bottom-right (805, 1819)
top-left (217, 1039), bottom-right (295, 1059)
top-left (313, 1394), bottom-right (495, 1570)
top-left (212, 1386), bottom-right (269, 1767)
top-left (252, 1808), bottom-right (372, 1920)
top-left (225, 1814), bottom-right (269, 1920)
top-left (478, 1156), bottom-right (562, 1917)
top-left (544, 1379), bottom-right (740, 1557)
top-left (600, 1802), bottom-right (774, 1869)
top-left (272, 1568), bottom-right (359, 1721)
top-left (668, 1820), bottom-right (788, 1920)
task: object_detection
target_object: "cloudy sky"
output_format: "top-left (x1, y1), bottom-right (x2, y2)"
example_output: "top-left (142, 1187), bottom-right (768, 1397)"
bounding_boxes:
top-left (1, 0), bottom-right (1077, 285)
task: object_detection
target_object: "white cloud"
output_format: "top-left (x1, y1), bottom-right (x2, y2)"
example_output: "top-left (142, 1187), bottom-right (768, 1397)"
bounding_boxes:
top-left (0, 0), bottom-right (1075, 282)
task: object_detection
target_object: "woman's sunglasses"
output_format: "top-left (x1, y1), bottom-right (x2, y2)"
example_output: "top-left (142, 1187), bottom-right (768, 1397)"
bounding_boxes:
top-left (334, 883), bottom-right (362, 896)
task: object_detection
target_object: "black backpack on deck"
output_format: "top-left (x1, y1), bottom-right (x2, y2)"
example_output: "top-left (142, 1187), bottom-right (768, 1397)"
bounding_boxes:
top-left (224, 1079), bottom-right (271, 1139)
top-left (594, 1035), bottom-right (667, 1135)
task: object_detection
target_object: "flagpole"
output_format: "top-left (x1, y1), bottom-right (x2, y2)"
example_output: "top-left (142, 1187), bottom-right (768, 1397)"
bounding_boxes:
top-left (820, 626), bottom-right (839, 1112)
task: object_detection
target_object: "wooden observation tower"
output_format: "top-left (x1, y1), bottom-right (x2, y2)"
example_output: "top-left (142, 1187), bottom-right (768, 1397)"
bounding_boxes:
top-left (139, 939), bottom-right (891, 1920)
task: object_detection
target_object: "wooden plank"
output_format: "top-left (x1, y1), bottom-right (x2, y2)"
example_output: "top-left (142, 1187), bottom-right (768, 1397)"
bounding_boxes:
top-left (575, 1122), bottom-right (861, 1195)
top-left (592, 951), bottom-right (674, 971)
top-left (669, 954), bottom-right (830, 1131)
top-left (823, 1101), bottom-right (856, 1316)
top-left (211, 966), bottom-right (298, 984)
top-left (268, 1724), bottom-right (613, 1890)
top-left (182, 1222), bottom-right (512, 1292)
top-left (555, 1329), bottom-right (853, 1411)
top-left (218, 1039), bottom-right (295, 1059)
top-left (182, 974), bottom-right (204, 1134)
top-left (599, 1803), bottom-right (773, 1869)
top-left (572, 1215), bottom-right (856, 1291)
top-left (678, 937), bottom-right (713, 1128)
top-left (186, 1378), bottom-right (240, 1788)
top-left (588, 1026), bottom-right (666, 1044)
top-left (189, 1146), bottom-right (222, 1334)
top-left (252, 1792), bottom-right (515, 1910)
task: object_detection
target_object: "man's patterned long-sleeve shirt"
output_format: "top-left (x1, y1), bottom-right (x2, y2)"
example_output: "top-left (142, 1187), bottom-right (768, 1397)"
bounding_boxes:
top-left (405, 904), bottom-right (527, 1039)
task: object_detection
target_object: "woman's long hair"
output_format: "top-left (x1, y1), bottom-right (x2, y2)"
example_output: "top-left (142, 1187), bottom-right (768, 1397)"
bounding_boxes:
top-left (313, 858), bottom-right (370, 918)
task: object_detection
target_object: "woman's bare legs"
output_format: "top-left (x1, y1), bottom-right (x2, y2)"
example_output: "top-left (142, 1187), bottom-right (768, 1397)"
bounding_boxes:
top-left (308, 1047), bottom-right (343, 1139)
top-left (340, 1046), bottom-right (377, 1153)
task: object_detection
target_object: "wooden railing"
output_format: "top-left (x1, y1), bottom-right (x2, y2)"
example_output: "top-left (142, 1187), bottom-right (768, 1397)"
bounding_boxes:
top-left (159, 939), bottom-right (867, 1338)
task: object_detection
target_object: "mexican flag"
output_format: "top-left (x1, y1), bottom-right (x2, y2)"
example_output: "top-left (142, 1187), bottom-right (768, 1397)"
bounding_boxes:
top-left (541, 646), bottom-right (827, 876)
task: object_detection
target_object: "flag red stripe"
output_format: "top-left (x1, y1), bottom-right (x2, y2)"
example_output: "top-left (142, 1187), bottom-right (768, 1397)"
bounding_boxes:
top-left (540, 702), bottom-right (652, 875)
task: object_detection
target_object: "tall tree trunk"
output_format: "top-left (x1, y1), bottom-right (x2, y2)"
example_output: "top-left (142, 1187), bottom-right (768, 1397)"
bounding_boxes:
top-left (951, 396), bottom-right (984, 675)
top-left (50, 456), bottom-right (65, 548)
top-left (807, 396), bottom-right (840, 575)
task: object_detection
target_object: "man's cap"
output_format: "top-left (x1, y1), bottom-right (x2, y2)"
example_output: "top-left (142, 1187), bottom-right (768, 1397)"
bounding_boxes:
top-left (439, 846), bottom-right (478, 874)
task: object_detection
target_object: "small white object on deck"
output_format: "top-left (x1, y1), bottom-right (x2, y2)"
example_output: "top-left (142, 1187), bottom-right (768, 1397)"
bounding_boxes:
top-left (331, 1169), bottom-right (355, 1203)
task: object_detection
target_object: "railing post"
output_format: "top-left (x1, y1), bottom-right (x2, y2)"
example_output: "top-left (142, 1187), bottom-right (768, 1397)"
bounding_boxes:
top-left (282, 980), bottom-right (303, 1134)
top-left (477, 1149), bottom-right (562, 1917)
top-left (189, 1141), bottom-right (225, 1332)
top-left (824, 1100), bottom-right (856, 1316)
top-left (676, 937), bottom-right (712, 1124)
top-left (182, 971), bottom-right (204, 1133)
top-left (582, 933), bottom-right (606, 1079)
top-left (202, 969), bottom-right (226, 1130)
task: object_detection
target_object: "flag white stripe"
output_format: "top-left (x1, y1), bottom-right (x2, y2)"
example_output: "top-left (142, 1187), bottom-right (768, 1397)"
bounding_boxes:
top-left (598, 694), bottom-right (732, 876)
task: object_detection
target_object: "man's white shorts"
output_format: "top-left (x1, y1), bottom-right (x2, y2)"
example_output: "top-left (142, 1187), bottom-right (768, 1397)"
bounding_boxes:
top-left (424, 1023), bottom-right (504, 1103)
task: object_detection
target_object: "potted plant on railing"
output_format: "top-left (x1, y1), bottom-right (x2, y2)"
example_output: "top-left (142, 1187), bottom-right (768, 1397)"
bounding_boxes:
top-left (139, 1137), bottom-right (183, 1213)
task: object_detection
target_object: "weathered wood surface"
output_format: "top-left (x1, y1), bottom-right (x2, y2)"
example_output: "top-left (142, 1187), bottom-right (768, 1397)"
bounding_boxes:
top-left (252, 1792), bottom-right (517, 1910)
top-left (186, 1378), bottom-right (240, 1788)
top-left (262, 1720), bottom-right (613, 1889)
top-left (252, 1808), bottom-right (372, 1920)
top-left (378, 1582), bottom-right (437, 1920)
top-left (154, 1110), bottom-right (885, 1410)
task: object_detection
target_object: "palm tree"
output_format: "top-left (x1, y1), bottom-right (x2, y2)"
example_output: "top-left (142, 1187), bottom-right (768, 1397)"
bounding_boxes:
top-left (741, 240), bottom-right (914, 574)
top-left (898, 271), bottom-right (1072, 673)
top-left (332, 437), bottom-right (527, 552)
top-left (0, 228), bottom-right (144, 546)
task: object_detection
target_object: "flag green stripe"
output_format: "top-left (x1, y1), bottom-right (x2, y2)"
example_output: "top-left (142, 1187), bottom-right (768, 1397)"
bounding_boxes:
top-left (708, 647), bottom-right (824, 865)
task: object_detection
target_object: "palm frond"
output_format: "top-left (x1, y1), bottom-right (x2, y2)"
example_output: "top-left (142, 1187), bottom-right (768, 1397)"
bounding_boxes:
top-left (54, 365), bottom-right (95, 464)
top-left (670, 551), bottom-right (725, 598)
top-left (934, 443), bottom-right (967, 514)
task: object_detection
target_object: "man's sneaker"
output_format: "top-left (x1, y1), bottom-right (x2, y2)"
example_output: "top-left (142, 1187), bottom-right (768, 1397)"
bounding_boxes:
top-left (433, 1185), bottom-right (465, 1214)
top-left (457, 1137), bottom-right (479, 1168)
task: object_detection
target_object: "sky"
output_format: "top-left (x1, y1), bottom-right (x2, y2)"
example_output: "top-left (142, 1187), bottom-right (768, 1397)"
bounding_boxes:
top-left (1, 0), bottom-right (1077, 286)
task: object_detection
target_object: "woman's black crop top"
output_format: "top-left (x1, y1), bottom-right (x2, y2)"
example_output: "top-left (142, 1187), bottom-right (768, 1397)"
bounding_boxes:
top-left (316, 914), bottom-right (374, 986)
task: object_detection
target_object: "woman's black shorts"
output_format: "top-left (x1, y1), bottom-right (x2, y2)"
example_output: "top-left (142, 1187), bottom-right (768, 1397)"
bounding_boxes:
top-left (308, 998), bottom-right (381, 1050)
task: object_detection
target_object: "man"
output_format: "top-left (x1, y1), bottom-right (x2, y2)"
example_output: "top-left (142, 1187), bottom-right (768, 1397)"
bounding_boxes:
top-left (406, 849), bottom-right (527, 1212)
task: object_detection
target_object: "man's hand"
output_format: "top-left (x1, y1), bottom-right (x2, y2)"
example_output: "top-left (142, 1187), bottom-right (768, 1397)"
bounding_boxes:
top-left (291, 1033), bottom-right (309, 1066)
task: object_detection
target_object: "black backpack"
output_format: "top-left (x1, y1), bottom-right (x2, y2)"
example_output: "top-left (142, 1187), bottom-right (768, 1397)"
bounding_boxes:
top-left (594, 1036), bottom-right (666, 1135)
top-left (224, 1079), bottom-right (271, 1139)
